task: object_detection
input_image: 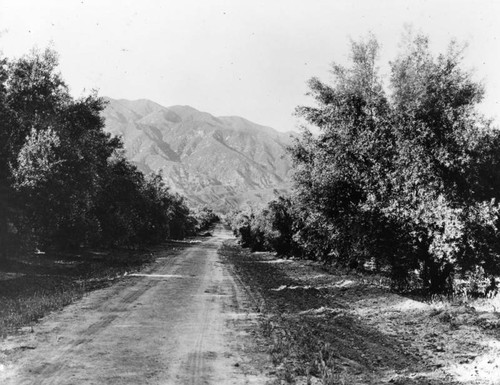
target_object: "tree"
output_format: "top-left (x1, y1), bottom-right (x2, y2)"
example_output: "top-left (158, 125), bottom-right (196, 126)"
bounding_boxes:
top-left (0, 55), bottom-right (22, 258)
top-left (261, 196), bottom-right (302, 257)
top-left (386, 33), bottom-right (500, 290)
top-left (291, 35), bottom-right (396, 267)
top-left (6, 49), bottom-right (121, 248)
top-left (193, 207), bottom-right (220, 232)
top-left (92, 156), bottom-right (146, 247)
top-left (0, 47), bottom-right (196, 253)
top-left (290, 32), bottom-right (500, 292)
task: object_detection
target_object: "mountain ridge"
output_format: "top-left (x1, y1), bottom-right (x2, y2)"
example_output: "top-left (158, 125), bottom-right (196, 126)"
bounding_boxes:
top-left (101, 97), bottom-right (293, 212)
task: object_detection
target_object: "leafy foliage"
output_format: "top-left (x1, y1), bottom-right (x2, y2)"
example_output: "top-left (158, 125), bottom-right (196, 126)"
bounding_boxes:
top-left (0, 48), bottom-right (199, 255)
top-left (192, 207), bottom-right (220, 232)
top-left (230, 32), bottom-right (500, 293)
top-left (226, 198), bottom-right (302, 256)
top-left (226, 208), bottom-right (270, 252)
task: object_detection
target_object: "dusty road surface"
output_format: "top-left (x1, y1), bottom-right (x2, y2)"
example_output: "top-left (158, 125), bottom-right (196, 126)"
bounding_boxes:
top-left (0, 227), bottom-right (270, 384)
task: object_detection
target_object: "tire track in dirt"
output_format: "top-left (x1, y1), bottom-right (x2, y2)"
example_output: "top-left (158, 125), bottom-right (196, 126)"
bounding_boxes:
top-left (13, 272), bottom-right (160, 385)
top-left (183, 304), bottom-right (212, 385)
top-left (0, 228), bottom-right (270, 384)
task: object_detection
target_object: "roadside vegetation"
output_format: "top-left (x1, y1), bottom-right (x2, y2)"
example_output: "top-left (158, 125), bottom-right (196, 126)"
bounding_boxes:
top-left (0, 48), bottom-right (219, 336)
top-left (0, 47), bottom-right (205, 254)
top-left (0, 247), bottom-right (157, 338)
top-left (228, 30), bottom-right (500, 297)
top-left (221, 240), bottom-right (500, 384)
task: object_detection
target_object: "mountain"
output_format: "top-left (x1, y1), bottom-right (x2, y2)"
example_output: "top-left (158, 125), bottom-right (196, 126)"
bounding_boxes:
top-left (101, 98), bottom-right (293, 212)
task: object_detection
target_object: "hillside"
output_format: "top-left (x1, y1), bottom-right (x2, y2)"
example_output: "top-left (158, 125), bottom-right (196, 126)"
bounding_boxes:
top-left (101, 98), bottom-right (293, 212)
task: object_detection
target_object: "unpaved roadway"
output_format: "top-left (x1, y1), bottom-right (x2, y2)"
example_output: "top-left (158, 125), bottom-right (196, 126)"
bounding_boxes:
top-left (0, 227), bottom-right (269, 384)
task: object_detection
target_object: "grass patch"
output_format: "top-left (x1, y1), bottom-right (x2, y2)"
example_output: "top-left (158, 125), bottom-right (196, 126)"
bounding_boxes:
top-left (0, 246), bottom-right (160, 337)
top-left (221, 240), bottom-right (500, 384)
top-left (219, 241), bottom-right (419, 385)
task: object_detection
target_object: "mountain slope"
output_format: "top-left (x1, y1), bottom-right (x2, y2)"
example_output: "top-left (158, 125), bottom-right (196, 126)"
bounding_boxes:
top-left (101, 98), bottom-right (293, 212)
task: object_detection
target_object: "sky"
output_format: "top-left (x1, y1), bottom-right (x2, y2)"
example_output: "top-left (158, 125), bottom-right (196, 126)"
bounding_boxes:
top-left (1, 0), bottom-right (499, 132)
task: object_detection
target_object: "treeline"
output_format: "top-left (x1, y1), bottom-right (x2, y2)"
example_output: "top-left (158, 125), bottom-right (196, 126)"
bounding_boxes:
top-left (0, 48), bottom-right (218, 256)
top-left (228, 32), bottom-right (500, 294)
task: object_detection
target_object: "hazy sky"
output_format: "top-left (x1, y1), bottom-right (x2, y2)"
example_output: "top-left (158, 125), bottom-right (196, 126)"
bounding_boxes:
top-left (1, 0), bottom-right (499, 131)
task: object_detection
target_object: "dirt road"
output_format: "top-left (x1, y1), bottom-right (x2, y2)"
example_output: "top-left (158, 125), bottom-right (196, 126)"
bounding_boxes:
top-left (0, 227), bottom-right (269, 384)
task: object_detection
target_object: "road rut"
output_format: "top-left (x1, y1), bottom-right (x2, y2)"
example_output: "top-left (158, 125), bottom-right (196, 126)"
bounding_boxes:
top-left (0, 228), bottom-right (268, 384)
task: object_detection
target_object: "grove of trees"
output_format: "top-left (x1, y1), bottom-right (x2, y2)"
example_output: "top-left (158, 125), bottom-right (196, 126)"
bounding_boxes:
top-left (229, 32), bottom-right (500, 293)
top-left (0, 48), bottom-right (216, 258)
